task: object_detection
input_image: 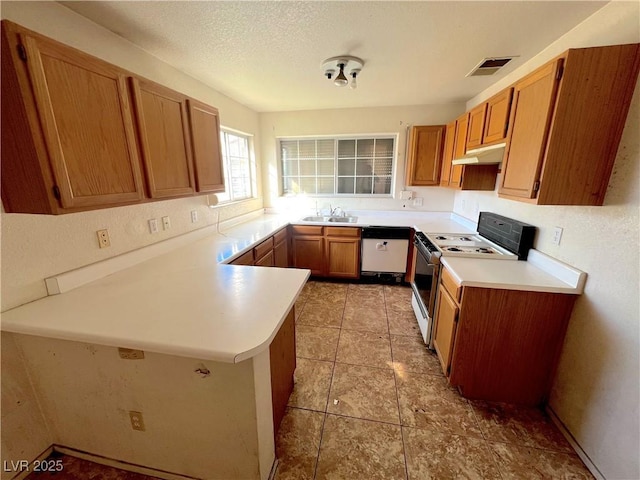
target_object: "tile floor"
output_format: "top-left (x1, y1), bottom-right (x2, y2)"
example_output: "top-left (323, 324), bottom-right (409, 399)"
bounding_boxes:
top-left (276, 280), bottom-right (594, 480)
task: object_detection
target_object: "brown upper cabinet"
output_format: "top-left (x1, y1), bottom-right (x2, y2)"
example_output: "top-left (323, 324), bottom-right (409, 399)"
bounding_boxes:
top-left (466, 88), bottom-right (513, 150)
top-left (482, 88), bottom-right (513, 145)
top-left (500, 44), bottom-right (640, 205)
top-left (131, 78), bottom-right (196, 198)
top-left (465, 103), bottom-right (487, 150)
top-left (440, 113), bottom-right (498, 191)
top-left (449, 112), bottom-right (469, 188)
top-left (1, 20), bottom-right (226, 214)
top-left (1, 20), bottom-right (146, 214)
top-left (187, 100), bottom-right (225, 193)
top-left (405, 125), bottom-right (445, 186)
top-left (439, 121), bottom-right (457, 188)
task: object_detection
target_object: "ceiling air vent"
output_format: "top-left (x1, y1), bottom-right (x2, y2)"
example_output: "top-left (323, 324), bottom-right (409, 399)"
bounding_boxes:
top-left (467, 57), bottom-right (515, 77)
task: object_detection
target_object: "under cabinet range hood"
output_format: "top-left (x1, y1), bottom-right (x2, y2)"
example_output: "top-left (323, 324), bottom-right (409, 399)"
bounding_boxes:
top-left (452, 142), bottom-right (506, 165)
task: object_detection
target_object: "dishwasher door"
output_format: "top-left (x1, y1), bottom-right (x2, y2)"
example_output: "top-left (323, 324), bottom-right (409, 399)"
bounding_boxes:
top-left (361, 238), bottom-right (409, 273)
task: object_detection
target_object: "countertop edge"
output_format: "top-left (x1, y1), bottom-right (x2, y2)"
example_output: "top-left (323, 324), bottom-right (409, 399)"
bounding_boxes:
top-left (233, 269), bottom-right (311, 363)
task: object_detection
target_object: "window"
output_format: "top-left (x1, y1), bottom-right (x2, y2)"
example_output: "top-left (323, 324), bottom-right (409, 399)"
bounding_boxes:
top-left (280, 136), bottom-right (395, 196)
top-left (217, 129), bottom-right (255, 203)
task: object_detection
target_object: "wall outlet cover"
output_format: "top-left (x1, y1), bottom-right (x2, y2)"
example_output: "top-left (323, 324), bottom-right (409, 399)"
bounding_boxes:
top-left (400, 191), bottom-right (414, 200)
top-left (148, 219), bottom-right (159, 234)
top-left (96, 229), bottom-right (110, 248)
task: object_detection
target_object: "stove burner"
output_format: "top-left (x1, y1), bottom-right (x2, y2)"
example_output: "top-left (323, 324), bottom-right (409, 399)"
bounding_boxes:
top-left (476, 248), bottom-right (494, 254)
top-left (446, 247), bottom-right (462, 252)
top-left (435, 236), bottom-right (447, 240)
top-left (459, 236), bottom-right (473, 242)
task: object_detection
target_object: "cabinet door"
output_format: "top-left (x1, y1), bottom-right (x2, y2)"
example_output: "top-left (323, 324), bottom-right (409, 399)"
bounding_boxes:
top-left (483, 88), bottom-right (513, 145)
top-left (466, 103), bottom-right (487, 150)
top-left (230, 250), bottom-right (254, 266)
top-left (274, 240), bottom-right (289, 268)
top-left (130, 78), bottom-right (196, 198)
top-left (292, 236), bottom-right (324, 276)
top-left (449, 113), bottom-right (469, 188)
top-left (270, 308), bottom-right (296, 439)
top-left (187, 99), bottom-right (225, 193)
top-left (499, 60), bottom-right (562, 199)
top-left (439, 121), bottom-right (456, 187)
top-left (325, 238), bottom-right (360, 279)
top-left (255, 250), bottom-right (275, 267)
top-left (433, 286), bottom-right (459, 376)
top-left (405, 125), bottom-right (445, 186)
top-left (20, 32), bottom-right (145, 209)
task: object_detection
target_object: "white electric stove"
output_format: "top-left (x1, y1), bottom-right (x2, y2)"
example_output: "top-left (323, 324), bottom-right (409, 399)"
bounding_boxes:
top-left (425, 233), bottom-right (518, 260)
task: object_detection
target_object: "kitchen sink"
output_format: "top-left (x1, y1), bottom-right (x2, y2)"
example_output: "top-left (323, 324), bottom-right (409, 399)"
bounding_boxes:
top-left (300, 215), bottom-right (358, 223)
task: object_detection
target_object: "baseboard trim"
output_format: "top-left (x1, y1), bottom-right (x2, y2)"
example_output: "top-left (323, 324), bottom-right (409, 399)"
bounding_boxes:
top-left (53, 445), bottom-right (201, 480)
top-left (8, 446), bottom-right (53, 480)
top-left (545, 406), bottom-right (605, 480)
top-left (268, 458), bottom-right (279, 480)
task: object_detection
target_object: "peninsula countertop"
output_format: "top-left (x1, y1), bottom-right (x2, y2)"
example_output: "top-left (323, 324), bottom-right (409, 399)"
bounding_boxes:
top-left (1, 228), bottom-right (310, 363)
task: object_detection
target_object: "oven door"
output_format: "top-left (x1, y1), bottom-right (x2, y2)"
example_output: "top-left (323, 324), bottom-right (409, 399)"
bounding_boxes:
top-left (410, 243), bottom-right (439, 348)
top-left (411, 246), bottom-right (438, 319)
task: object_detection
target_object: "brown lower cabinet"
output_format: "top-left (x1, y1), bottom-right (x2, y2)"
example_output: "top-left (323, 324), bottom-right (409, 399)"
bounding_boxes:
top-left (228, 227), bottom-right (288, 268)
top-left (269, 307), bottom-right (296, 439)
top-left (290, 225), bottom-right (361, 279)
top-left (273, 228), bottom-right (289, 268)
top-left (433, 266), bottom-right (577, 405)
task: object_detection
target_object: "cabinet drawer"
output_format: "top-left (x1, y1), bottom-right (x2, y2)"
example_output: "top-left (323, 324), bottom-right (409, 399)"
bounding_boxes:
top-left (231, 250), bottom-right (254, 266)
top-left (290, 225), bottom-right (323, 236)
top-left (325, 227), bottom-right (360, 238)
top-left (441, 267), bottom-right (462, 302)
top-left (274, 228), bottom-right (288, 245)
top-left (254, 236), bottom-right (274, 259)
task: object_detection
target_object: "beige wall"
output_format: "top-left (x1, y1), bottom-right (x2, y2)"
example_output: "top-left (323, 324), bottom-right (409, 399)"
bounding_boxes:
top-left (455, 3), bottom-right (640, 478)
top-left (1, 334), bottom-right (52, 480)
top-left (0, 1), bottom-right (264, 312)
top-left (259, 105), bottom-right (462, 213)
top-left (11, 334), bottom-right (265, 480)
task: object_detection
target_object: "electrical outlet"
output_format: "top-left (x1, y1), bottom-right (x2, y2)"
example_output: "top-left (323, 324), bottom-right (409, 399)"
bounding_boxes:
top-left (129, 411), bottom-right (145, 431)
top-left (162, 216), bottom-right (171, 230)
top-left (552, 227), bottom-right (563, 246)
top-left (191, 210), bottom-right (198, 223)
top-left (148, 219), bottom-right (159, 234)
top-left (400, 190), bottom-right (414, 200)
top-left (96, 229), bottom-right (110, 248)
top-left (412, 197), bottom-right (423, 207)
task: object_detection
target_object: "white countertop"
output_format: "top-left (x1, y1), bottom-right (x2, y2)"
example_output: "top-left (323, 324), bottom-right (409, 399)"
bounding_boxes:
top-left (441, 250), bottom-right (586, 294)
top-left (1, 209), bottom-right (584, 363)
top-left (288, 210), bottom-right (476, 235)
top-left (2, 230), bottom-right (310, 363)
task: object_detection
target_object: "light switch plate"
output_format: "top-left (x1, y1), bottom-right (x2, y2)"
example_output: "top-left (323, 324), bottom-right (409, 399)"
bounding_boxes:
top-left (552, 227), bottom-right (563, 245)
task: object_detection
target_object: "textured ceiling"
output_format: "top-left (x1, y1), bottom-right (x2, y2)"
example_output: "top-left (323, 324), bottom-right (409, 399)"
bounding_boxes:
top-left (59, 1), bottom-right (607, 112)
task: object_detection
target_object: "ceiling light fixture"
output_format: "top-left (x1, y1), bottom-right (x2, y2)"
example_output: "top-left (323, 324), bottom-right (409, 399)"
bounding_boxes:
top-left (322, 56), bottom-right (364, 89)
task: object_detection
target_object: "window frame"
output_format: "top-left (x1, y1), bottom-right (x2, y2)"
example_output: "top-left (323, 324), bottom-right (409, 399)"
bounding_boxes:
top-left (278, 134), bottom-right (398, 198)
top-left (217, 127), bottom-right (257, 204)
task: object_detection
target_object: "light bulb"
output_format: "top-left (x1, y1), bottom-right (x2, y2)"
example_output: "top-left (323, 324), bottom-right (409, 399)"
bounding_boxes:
top-left (350, 72), bottom-right (358, 89)
top-left (334, 63), bottom-right (348, 87)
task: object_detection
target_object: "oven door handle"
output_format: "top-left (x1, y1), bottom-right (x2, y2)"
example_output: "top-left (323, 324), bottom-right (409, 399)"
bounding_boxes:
top-left (410, 283), bottom-right (428, 318)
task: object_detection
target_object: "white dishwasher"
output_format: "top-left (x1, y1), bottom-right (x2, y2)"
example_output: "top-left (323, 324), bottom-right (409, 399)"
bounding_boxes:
top-left (360, 227), bottom-right (411, 281)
